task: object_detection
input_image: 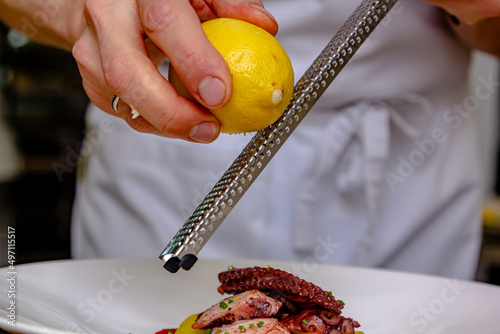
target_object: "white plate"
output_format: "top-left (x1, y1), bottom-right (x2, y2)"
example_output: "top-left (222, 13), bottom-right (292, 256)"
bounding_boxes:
top-left (1, 258), bottom-right (499, 334)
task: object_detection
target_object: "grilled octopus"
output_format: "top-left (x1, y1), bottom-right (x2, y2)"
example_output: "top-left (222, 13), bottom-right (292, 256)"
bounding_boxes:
top-left (193, 266), bottom-right (360, 334)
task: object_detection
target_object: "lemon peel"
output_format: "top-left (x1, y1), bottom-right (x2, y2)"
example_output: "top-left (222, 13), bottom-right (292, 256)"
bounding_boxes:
top-left (169, 18), bottom-right (294, 134)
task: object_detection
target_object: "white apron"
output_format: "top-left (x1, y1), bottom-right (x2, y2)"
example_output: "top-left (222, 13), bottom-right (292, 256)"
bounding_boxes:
top-left (71, 0), bottom-right (483, 280)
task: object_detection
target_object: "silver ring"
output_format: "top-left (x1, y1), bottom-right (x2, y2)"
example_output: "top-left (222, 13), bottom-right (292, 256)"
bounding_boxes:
top-left (111, 95), bottom-right (141, 119)
top-left (111, 95), bottom-right (120, 113)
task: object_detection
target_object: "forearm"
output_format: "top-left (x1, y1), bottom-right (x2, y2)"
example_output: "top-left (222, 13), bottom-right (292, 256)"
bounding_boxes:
top-left (0, 0), bottom-right (85, 51)
top-left (448, 16), bottom-right (500, 57)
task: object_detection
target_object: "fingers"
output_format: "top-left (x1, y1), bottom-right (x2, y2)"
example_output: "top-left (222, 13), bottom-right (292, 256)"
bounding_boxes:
top-left (139, 0), bottom-right (232, 111)
top-left (138, 0), bottom-right (279, 111)
top-left (144, 38), bottom-right (167, 67)
top-left (73, 0), bottom-right (221, 142)
top-left (73, 27), bottom-right (167, 137)
top-left (190, 0), bottom-right (278, 35)
top-left (208, 0), bottom-right (279, 35)
top-left (72, 0), bottom-right (279, 142)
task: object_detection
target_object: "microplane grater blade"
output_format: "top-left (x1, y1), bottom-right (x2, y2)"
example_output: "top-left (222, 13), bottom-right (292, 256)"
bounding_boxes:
top-left (160, 0), bottom-right (399, 273)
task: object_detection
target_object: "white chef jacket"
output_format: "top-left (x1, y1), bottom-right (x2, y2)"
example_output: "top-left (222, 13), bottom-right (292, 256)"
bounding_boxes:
top-left (71, 0), bottom-right (484, 280)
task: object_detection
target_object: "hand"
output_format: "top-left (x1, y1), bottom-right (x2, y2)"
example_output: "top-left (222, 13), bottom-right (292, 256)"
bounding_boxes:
top-left (72, 0), bottom-right (278, 142)
top-left (425, 0), bottom-right (500, 25)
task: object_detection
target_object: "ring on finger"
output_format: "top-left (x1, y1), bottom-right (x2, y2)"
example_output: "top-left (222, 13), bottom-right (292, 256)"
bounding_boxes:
top-left (111, 95), bottom-right (121, 113)
top-left (111, 95), bottom-right (141, 119)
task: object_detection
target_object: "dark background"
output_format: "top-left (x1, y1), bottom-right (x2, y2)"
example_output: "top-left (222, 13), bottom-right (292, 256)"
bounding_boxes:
top-left (0, 24), bottom-right (88, 264)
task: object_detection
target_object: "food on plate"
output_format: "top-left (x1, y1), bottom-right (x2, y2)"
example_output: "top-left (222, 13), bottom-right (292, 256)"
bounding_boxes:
top-left (157, 266), bottom-right (361, 334)
top-left (169, 18), bottom-right (294, 134)
top-left (193, 290), bottom-right (283, 328)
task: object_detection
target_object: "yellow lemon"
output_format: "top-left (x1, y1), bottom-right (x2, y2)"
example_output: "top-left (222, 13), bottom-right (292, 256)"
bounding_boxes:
top-left (169, 18), bottom-right (294, 134)
top-left (175, 314), bottom-right (205, 334)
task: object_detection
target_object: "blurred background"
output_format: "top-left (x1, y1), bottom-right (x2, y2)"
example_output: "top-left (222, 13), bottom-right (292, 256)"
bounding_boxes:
top-left (0, 22), bottom-right (499, 285)
top-left (0, 24), bottom-right (88, 265)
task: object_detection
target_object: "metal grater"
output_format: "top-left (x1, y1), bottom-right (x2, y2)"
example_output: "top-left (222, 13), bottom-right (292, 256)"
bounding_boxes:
top-left (160, 0), bottom-right (399, 273)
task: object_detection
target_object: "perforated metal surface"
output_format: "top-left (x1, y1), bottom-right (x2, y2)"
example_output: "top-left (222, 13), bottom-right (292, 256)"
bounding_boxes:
top-left (160, 0), bottom-right (399, 272)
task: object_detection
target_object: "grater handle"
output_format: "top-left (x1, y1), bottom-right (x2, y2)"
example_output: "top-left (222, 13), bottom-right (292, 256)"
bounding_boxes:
top-left (160, 0), bottom-right (400, 273)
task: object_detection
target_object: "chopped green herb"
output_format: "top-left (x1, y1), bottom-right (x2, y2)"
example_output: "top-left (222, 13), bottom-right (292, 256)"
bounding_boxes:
top-left (257, 321), bottom-right (264, 328)
top-left (216, 330), bottom-right (222, 333)
top-left (228, 265), bottom-right (235, 270)
top-left (338, 299), bottom-right (345, 305)
top-left (302, 320), bottom-right (308, 325)
top-left (249, 324), bottom-right (254, 328)
top-left (168, 332), bottom-right (173, 334)
top-left (220, 301), bottom-right (228, 309)
top-left (206, 330), bottom-right (212, 334)
top-left (328, 291), bottom-right (333, 297)
top-left (224, 332), bottom-right (229, 334)
top-left (238, 325), bottom-right (246, 333)
top-left (228, 299), bottom-right (234, 304)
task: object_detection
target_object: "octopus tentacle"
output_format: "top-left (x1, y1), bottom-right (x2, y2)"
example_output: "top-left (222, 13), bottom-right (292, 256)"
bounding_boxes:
top-left (217, 267), bottom-right (344, 315)
top-left (280, 310), bottom-right (360, 334)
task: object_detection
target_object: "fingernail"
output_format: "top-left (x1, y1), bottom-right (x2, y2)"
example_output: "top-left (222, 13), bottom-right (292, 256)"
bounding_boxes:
top-left (198, 76), bottom-right (226, 108)
top-left (249, 3), bottom-right (278, 26)
top-left (189, 122), bottom-right (218, 143)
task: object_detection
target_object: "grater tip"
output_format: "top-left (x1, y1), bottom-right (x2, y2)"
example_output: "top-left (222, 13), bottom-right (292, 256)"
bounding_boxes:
top-left (180, 254), bottom-right (198, 270)
top-left (163, 256), bottom-right (181, 273)
top-left (163, 254), bottom-right (198, 273)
